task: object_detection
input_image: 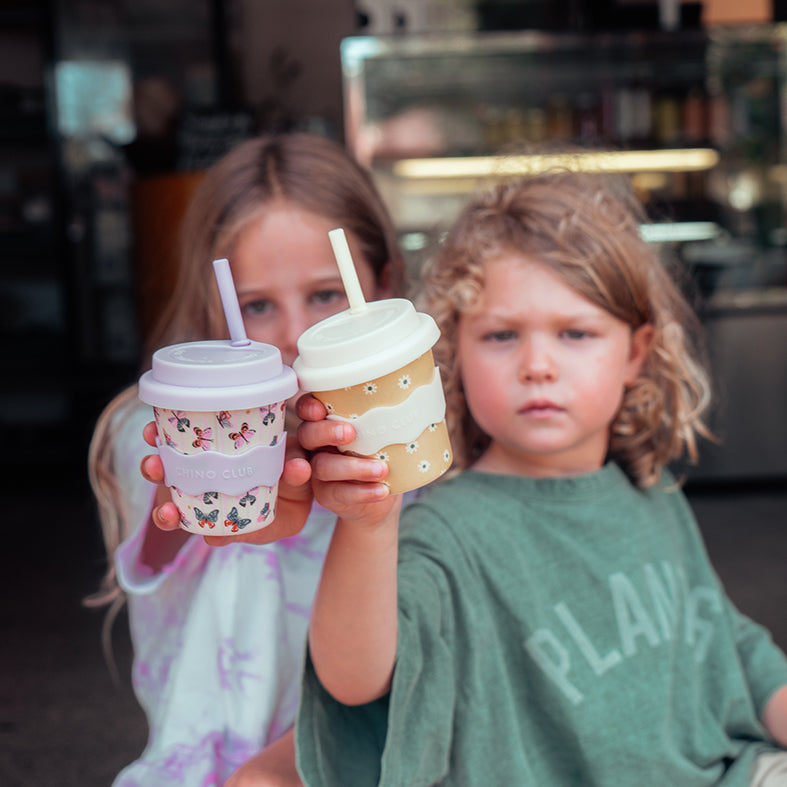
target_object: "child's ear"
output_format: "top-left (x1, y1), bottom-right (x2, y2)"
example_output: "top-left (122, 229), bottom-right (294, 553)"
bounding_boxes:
top-left (625, 323), bottom-right (655, 385)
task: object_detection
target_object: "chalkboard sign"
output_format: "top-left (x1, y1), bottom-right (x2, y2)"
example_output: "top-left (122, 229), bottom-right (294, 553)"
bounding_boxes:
top-left (176, 110), bottom-right (255, 171)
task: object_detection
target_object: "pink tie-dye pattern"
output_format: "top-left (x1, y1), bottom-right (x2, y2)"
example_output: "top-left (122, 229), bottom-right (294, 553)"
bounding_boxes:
top-left (279, 531), bottom-right (326, 561)
top-left (112, 408), bottom-right (338, 787)
top-left (217, 638), bottom-right (260, 692)
top-left (285, 601), bottom-right (311, 619)
top-left (262, 549), bottom-right (283, 580)
top-left (135, 731), bottom-right (257, 786)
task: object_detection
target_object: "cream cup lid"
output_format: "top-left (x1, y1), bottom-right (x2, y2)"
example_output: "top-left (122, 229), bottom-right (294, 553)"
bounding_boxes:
top-left (293, 298), bottom-right (439, 391)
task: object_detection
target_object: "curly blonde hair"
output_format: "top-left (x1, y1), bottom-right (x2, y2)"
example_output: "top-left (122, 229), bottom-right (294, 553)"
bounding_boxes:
top-left (419, 167), bottom-right (712, 488)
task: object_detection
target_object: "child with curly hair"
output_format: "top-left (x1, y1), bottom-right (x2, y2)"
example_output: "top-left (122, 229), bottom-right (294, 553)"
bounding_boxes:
top-left (293, 166), bottom-right (787, 785)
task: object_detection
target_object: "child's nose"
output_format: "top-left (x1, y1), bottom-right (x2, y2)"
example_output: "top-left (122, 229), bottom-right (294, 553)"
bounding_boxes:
top-left (278, 307), bottom-right (311, 367)
top-left (518, 338), bottom-right (557, 383)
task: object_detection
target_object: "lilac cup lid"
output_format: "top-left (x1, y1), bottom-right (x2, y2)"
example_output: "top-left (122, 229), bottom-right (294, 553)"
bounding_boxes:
top-left (139, 339), bottom-right (297, 411)
top-left (139, 258), bottom-right (297, 411)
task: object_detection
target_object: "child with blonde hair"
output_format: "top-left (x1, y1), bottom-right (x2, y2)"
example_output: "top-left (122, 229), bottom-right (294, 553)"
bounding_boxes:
top-left (87, 132), bottom-right (404, 786)
top-left (293, 167), bottom-right (787, 785)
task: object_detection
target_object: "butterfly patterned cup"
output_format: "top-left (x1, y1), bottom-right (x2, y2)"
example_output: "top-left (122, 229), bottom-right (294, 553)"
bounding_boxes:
top-left (139, 340), bottom-right (298, 536)
top-left (294, 298), bottom-right (453, 495)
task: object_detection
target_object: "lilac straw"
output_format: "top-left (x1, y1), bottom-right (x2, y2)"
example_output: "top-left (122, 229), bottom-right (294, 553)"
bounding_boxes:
top-left (212, 258), bottom-right (251, 347)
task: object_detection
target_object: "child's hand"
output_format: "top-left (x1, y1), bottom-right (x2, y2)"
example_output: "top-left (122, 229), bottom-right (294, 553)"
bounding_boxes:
top-left (140, 421), bottom-right (313, 546)
top-left (295, 394), bottom-right (398, 527)
top-left (140, 420), bottom-right (180, 527)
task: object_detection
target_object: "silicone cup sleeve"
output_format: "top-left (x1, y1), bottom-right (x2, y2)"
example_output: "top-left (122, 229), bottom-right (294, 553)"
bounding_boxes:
top-left (156, 439), bottom-right (287, 496)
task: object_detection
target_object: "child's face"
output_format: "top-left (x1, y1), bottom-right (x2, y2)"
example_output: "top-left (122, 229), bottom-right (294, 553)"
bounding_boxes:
top-left (230, 202), bottom-right (385, 367)
top-left (457, 254), bottom-right (652, 478)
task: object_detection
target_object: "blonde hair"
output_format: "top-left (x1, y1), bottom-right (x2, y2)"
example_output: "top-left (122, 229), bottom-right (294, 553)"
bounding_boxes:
top-left (145, 133), bottom-right (405, 361)
top-left (420, 168), bottom-right (712, 488)
top-left (87, 133), bottom-right (404, 610)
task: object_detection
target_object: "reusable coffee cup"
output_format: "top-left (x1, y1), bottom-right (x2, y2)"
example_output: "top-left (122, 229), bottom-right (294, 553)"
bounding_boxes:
top-left (138, 258), bottom-right (298, 536)
top-left (293, 229), bottom-right (452, 494)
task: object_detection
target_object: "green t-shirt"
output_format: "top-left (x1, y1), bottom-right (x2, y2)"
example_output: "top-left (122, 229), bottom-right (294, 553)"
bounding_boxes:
top-left (297, 463), bottom-right (787, 785)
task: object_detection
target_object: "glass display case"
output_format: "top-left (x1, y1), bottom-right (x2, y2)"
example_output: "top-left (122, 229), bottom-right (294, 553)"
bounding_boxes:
top-left (341, 26), bottom-right (787, 480)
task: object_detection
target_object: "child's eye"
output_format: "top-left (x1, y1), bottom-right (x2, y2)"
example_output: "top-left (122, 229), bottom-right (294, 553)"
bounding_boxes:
top-left (310, 289), bottom-right (344, 306)
top-left (562, 328), bottom-right (591, 340)
top-left (242, 299), bottom-right (273, 317)
top-left (483, 330), bottom-right (516, 343)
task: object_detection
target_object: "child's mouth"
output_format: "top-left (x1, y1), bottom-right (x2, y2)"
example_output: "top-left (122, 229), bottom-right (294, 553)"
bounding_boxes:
top-left (519, 400), bottom-right (563, 418)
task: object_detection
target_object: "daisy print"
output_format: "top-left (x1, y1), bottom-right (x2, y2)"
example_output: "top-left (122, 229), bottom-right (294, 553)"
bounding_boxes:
top-left (363, 382), bottom-right (378, 395)
top-left (376, 451), bottom-right (390, 462)
top-left (417, 459), bottom-right (431, 474)
top-left (443, 449), bottom-right (451, 463)
top-left (428, 423), bottom-right (437, 432)
top-left (397, 374), bottom-right (412, 390)
top-left (405, 441), bottom-right (419, 454)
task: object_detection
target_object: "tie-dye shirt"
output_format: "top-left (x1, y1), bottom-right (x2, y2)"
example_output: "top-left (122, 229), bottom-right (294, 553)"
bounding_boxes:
top-left (109, 400), bottom-right (336, 787)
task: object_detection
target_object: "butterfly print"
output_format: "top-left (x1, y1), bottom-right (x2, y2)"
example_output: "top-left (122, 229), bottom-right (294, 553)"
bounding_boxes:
top-left (239, 491), bottom-right (256, 508)
top-left (216, 411), bottom-right (232, 428)
top-left (168, 411), bottom-right (190, 432)
top-left (257, 502), bottom-right (270, 523)
top-left (269, 434), bottom-right (278, 447)
top-left (229, 422), bottom-right (255, 449)
top-left (194, 507), bottom-right (219, 529)
top-left (225, 506), bottom-right (251, 533)
top-left (192, 426), bottom-right (213, 450)
top-left (162, 430), bottom-right (177, 448)
top-left (261, 405), bottom-right (276, 426)
top-left (202, 491), bottom-right (218, 504)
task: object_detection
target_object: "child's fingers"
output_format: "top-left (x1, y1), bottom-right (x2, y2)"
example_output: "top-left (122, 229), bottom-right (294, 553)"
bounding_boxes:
top-left (140, 454), bottom-right (165, 484)
top-left (298, 419), bottom-right (355, 453)
top-left (311, 468), bottom-right (396, 523)
top-left (315, 479), bottom-right (391, 510)
top-left (308, 452), bottom-right (391, 513)
top-left (143, 421), bottom-right (158, 447)
top-left (152, 500), bottom-right (182, 531)
top-left (310, 451), bottom-right (388, 485)
top-left (294, 392), bottom-right (328, 422)
top-left (280, 456), bottom-right (312, 494)
top-left (279, 434), bottom-right (313, 496)
top-left (284, 430), bottom-right (307, 461)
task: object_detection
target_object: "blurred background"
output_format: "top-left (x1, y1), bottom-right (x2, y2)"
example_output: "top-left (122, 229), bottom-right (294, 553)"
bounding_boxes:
top-left (1, 0), bottom-right (785, 784)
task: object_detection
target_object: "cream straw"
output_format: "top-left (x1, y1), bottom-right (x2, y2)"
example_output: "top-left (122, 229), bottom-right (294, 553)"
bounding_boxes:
top-left (329, 228), bottom-right (367, 314)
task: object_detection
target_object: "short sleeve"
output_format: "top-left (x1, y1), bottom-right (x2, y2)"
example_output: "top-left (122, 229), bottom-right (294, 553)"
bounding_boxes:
top-left (111, 399), bottom-right (156, 538)
top-left (728, 602), bottom-right (787, 716)
top-left (297, 650), bottom-right (390, 785)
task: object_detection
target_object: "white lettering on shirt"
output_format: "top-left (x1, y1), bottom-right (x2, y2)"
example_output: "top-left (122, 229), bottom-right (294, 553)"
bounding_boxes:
top-left (522, 561), bottom-right (721, 704)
